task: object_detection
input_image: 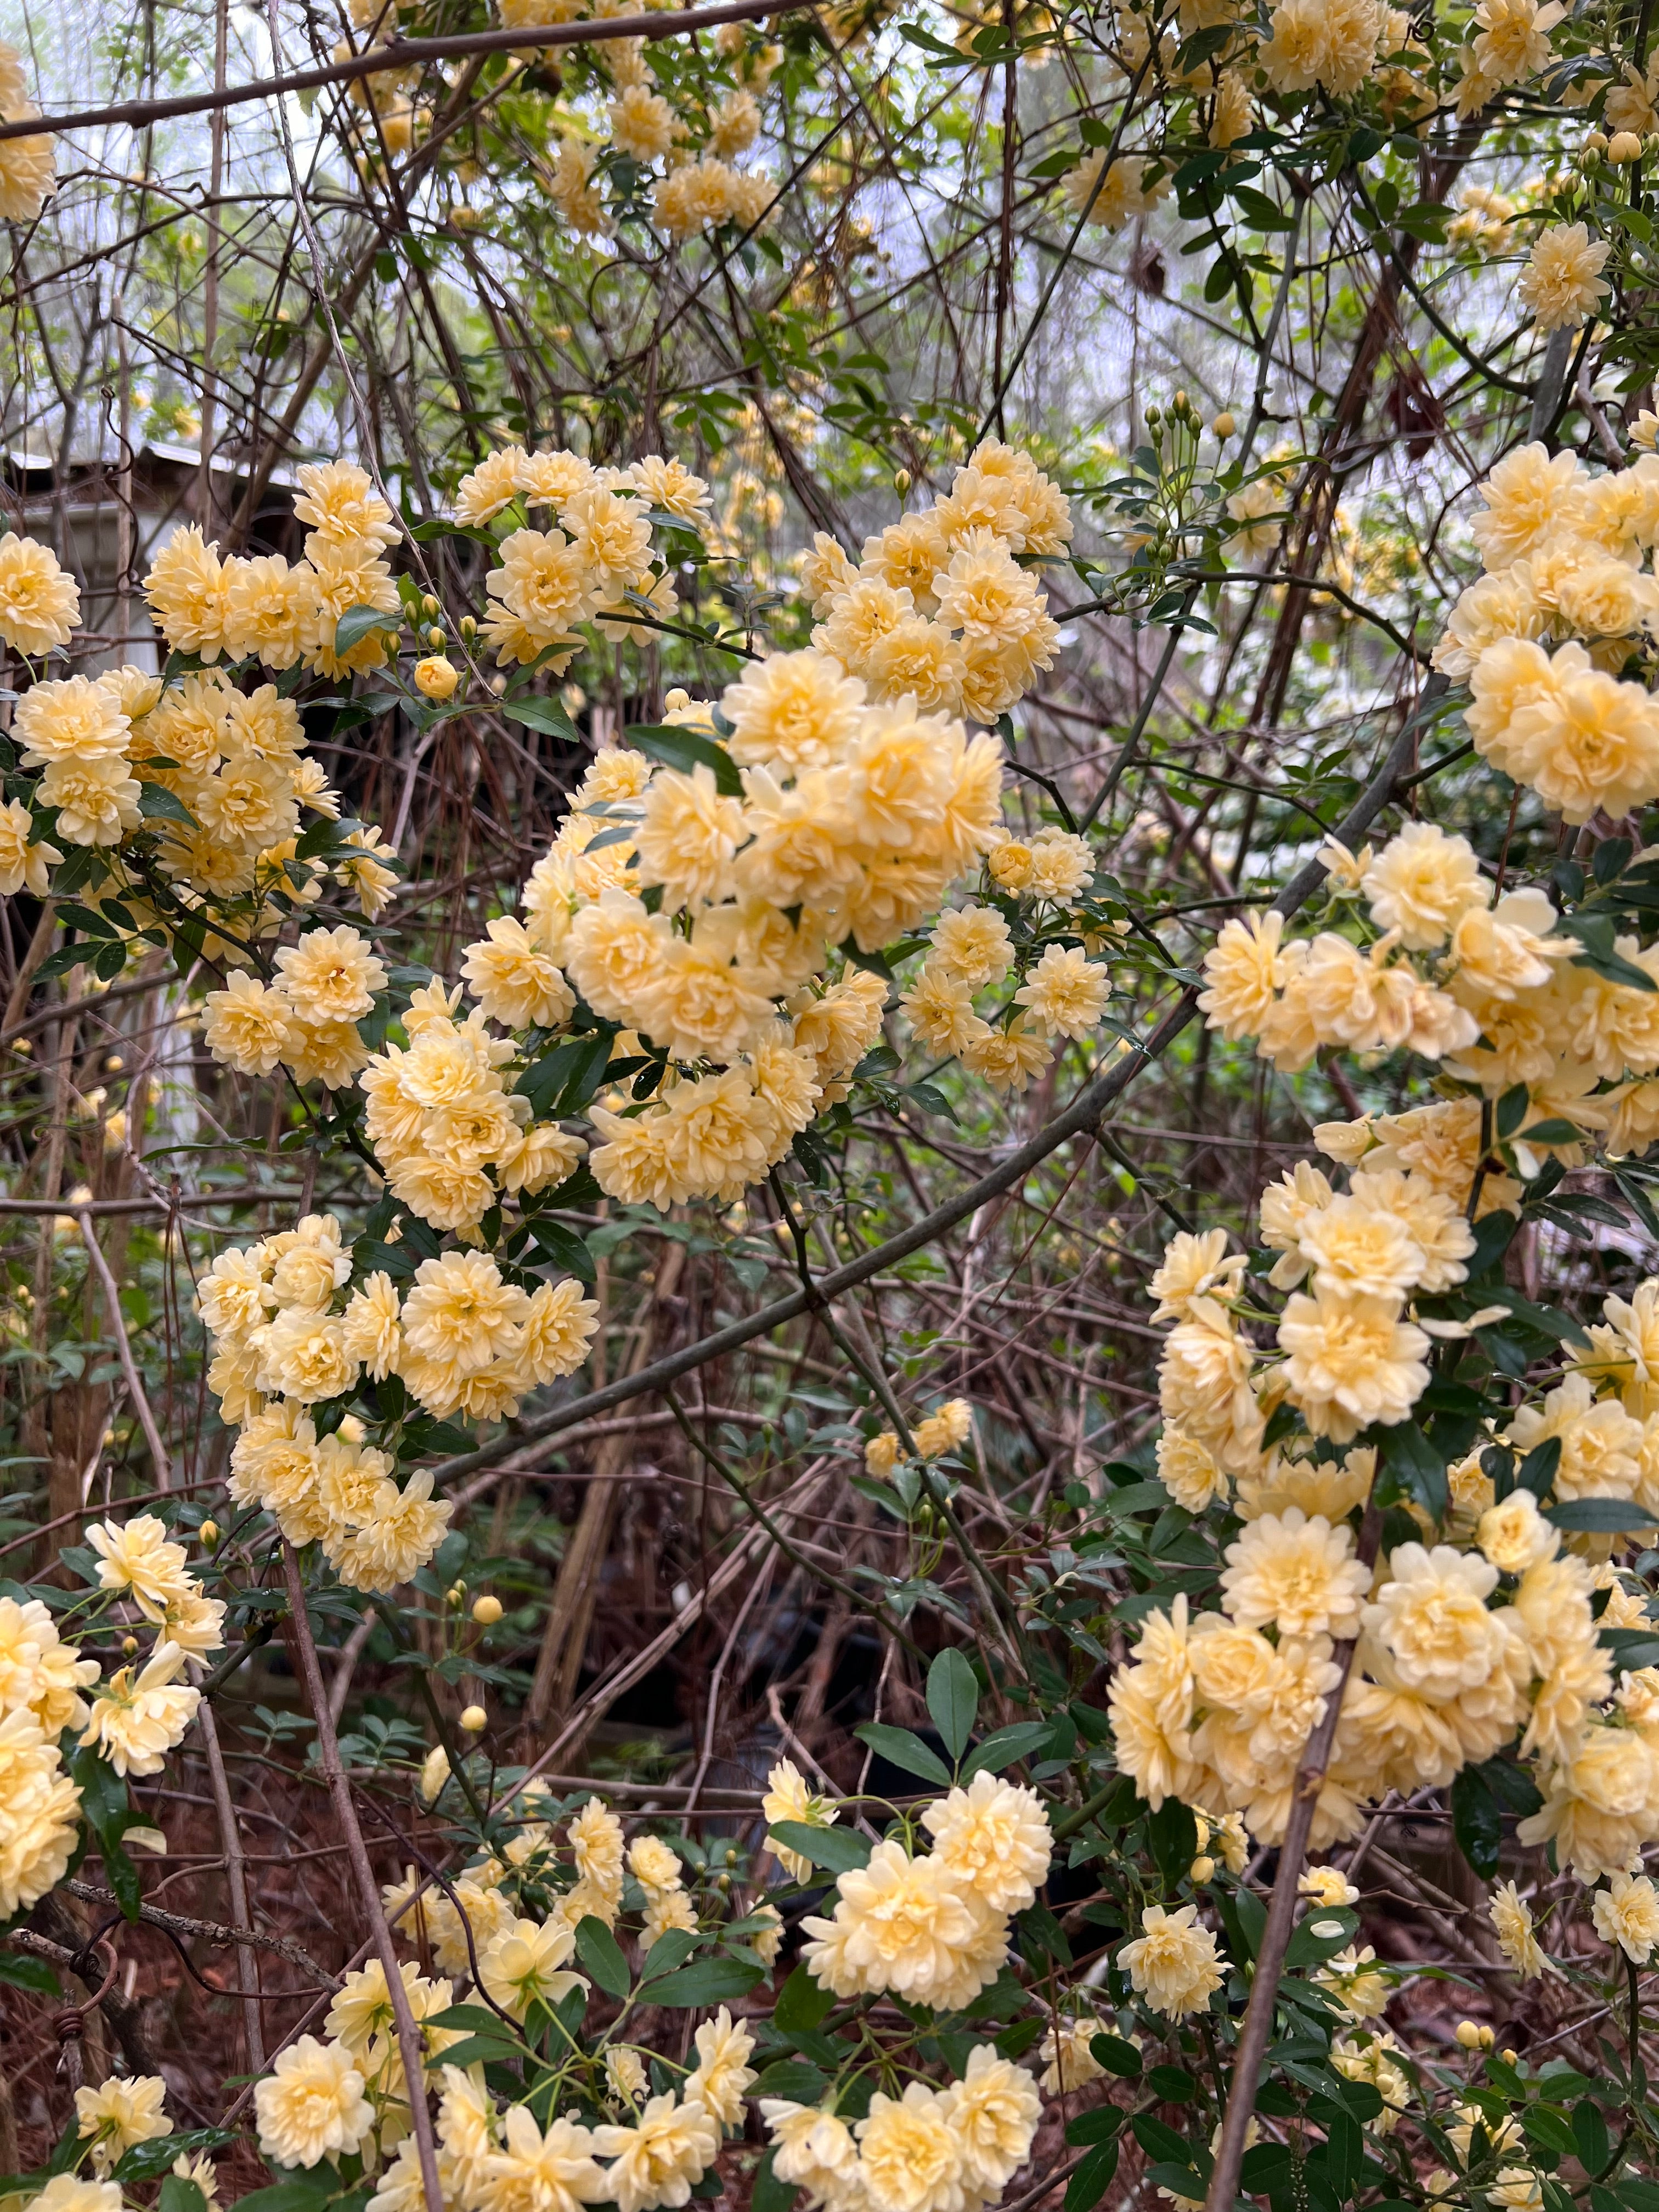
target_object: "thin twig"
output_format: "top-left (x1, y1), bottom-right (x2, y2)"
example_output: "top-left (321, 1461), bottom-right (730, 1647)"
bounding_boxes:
top-left (280, 1543), bottom-right (445, 2212)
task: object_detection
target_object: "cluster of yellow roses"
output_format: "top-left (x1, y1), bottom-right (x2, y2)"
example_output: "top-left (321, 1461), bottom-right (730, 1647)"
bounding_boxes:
top-left (0, 1514), bottom-right (224, 1925)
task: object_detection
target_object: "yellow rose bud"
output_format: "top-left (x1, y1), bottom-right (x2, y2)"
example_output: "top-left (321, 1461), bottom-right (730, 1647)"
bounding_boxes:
top-left (460, 1703), bottom-right (488, 1733)
top-left (1189, 1855), bottom-right (1216, 1883)
top-left (1212, 410), bottom-right (1237, 438)
top-left (415, 655), bottom-right (460, 701)
top-left (1610, 130), bottom-right (1643, 162)
top-left (472, 1594), bottom-right (503, 1626)
top-left (422, 592), bottom-right (441, 617)
top-left (989, 840), bottom-right (1034, 891)
top-left (199, 1520), bottom-right (219, 1547)
top-left (894, 466), bottom-right (912, 493)
top-left (1455, 2020), bottom-right (1483, 2050)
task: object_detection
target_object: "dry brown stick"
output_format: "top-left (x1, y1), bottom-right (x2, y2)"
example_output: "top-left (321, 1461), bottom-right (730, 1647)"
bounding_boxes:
top-left (1203, 1499), bottom-right (1383, 2212)
top-left (61, 1878), bottom-right (341, 1984)
top-left (2, 902), bottom-right (57, 1035)
top-left (77, 1210), bottom-right (267, 2067)
top-left (196, 1703), bottom-right (266, 2076)
top-left (80, 1212), bottom-right (170, 1485)
top-left (0, 1190), bottom-right (302, 1215)
top-left (280, 1542), bottom-right (445, 2212)
top-left (0, 0), bottom-right (819, 144)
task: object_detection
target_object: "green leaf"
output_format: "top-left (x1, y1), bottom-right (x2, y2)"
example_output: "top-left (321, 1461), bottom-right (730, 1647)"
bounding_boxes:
top-left (116, 2134), bottom-right (235, 2186)
top-left (926, 1646), bottom-right (979, 1760)
top-left (1601, 1628), bottom-right (1659, 1670)
top-left (1233, 1885), bottom-right (1267, 1961)
top-left (1066, 2109), bottom-right (1125, 2147)
top-left (643, 1956), bottom-right (765, 2007)
top-left (752, 2150), bottom-right (798, 2212)
top-left (753, 2060), bottom-right (830, 2102)
top-left (1451, 1765), bottom-right (1502, 1880)
top-left (1325, 2112), bottom-right (1361, 2200)
top-left (1148, 1797), bottom-right (1198, 1884)
top-left (625, 721), bottom-right (744, 797)
top-left (517, 1031), bottom-right (616, 1119)
top-left (774, 1962), bottom-right (837, 2034)
top-left (428, 2002), bottom-right (520, 2033)
top-left (1284, 1906), bottom-right (1359, 1970)
top-left (229, 2183), bottom-right (337, 2212)
top-left (332, 602), bottom-right (401, 654)
top-left (1515, 1116), bottom-right (1593, 1144)
top-left (768, 1821), bottom-right (871, 1876)
top-left (1522, 2107), bottom-right (1576, 2158)
top-left (853, 1723), bottom-right (953, 1787)
top-left (1088, 2033), bottom-right (1144, 2078)
top-left (1547, 1497), bottom-right (1657, 1533)
top-left (1381, 1420), bottom-right (1448, 1522)
top-left (435, 2030), bottom-right (529, 2067)
top-left (1146, 2067), bottom-right (1197, 2103)
top-left (1496, 1084), bottom-right (1530, 1141)
top-left (637, 1928), bottom-right (699, 1984)
top-left (1133, 2116), bottom-right (1200, 2166)
top-left (503, 695), bottom-right (579, 742)
top-left (1572, 2101), bottom-right (1610, 2175)
top-left (523, 1217), bottom-right (597, 1287)
top-left (159, 2180), bottom-right (207, 2212)
top-left (573, 1914), bottom-right (631, 1999)
top-left (1064, 2143), bottom-right (1119, 2212)
top-left (960, 1722), bottom-right (1054, 1779)
top-left (0, 1950), bottom-right (59, 1993)
top-left (138, 781), bottom-right (199, 829)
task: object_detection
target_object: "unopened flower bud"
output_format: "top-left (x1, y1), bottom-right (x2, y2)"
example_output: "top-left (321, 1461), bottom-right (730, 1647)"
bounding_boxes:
top-left (1455, 2020), bottom-right (1484, 2050)
top-left (460, 1703), bottom-right (488, 1733)
top-left (1610, 130), bottom-right (1643, 162)
top-left (422, 592), bottom-right (441, 617)
top-left (1583, 129), bottom-right (1609, 157)
top-left (459, 614), bottom-right (477, 640)
top-left (445, 1582), bottom-right (466, 1607)
top-left (1212, 410), bottom-right (1237, 438)
top-left (415, 655), bottom-right (459, 702)
top-left (894, 466), bottom-right (911, 493)
top-left (122, 1635), bottom-right (138, 1656)
top-left (427, 625), bottom-right (446, 648)
top-left (199, 1520), bottom-right (219, 1547)
top-left (1190, 1854), bottom-right (1216, 1883)
top-left (472, 1593), bottom-right (503, 1626)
